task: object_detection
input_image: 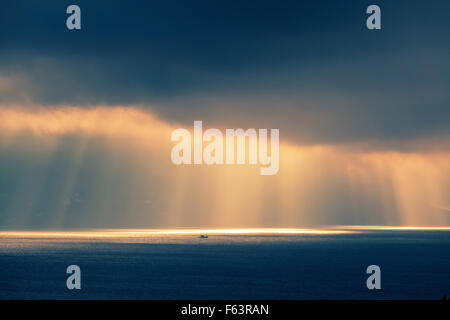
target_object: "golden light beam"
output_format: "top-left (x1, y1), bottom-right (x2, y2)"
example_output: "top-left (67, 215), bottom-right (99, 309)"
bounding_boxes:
top-left (0, 105), bottom-right (449, 227)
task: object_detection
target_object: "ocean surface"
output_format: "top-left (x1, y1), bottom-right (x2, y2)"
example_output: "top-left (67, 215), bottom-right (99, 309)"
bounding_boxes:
top-left (0, 227), bottom-right (449, 299)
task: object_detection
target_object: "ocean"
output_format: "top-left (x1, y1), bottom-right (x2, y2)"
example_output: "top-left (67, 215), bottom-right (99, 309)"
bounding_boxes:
top-left (0, 227), bottom-right (449, 299)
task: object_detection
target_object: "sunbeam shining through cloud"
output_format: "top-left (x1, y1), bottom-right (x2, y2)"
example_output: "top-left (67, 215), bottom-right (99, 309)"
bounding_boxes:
top-left (0, 106), bottom-right (448, 228)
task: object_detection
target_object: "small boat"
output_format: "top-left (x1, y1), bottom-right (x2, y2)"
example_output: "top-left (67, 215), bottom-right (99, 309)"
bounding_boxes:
top-left (199, 234), bottom-right (208, 239)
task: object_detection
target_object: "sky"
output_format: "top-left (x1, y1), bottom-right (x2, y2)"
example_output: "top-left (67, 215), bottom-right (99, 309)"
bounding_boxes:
top-left (0, 0), bottom-right (449, 228)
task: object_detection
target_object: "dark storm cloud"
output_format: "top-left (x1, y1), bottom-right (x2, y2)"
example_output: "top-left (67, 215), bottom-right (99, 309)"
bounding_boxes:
top-left (1, 0), bottom-right (449, 145)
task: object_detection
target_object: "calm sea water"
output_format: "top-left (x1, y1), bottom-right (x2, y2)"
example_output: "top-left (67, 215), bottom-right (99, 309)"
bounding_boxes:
top-left (0, 228), bottom-right (449, 299)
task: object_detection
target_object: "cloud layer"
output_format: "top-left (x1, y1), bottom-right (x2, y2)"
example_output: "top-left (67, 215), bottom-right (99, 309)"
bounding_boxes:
top-left (1, 0), bottom-right (449, 146)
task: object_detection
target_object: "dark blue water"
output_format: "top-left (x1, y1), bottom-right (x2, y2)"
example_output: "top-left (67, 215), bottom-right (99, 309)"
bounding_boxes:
top-left (0, 230), bottom-right (449, 299)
